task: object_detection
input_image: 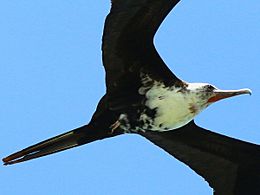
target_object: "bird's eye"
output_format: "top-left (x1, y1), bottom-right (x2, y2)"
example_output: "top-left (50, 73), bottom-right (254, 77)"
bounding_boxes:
top-left (206, 85), bottom-right (215, 91)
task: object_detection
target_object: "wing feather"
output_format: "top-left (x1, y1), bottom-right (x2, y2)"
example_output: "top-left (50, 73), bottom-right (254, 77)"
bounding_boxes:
top-left (140, 121), bottom-right (260, 194)
top-left (102, 0), bottom-right (182, 99)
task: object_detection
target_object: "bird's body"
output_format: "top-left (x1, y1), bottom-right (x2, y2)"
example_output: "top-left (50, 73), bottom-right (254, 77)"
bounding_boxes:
top-left (113, 81), bottom-right (219, 132)
top-left (3, 1), bottom-right (260, 194)
top-left (142, 82), bottom-right (207, 131)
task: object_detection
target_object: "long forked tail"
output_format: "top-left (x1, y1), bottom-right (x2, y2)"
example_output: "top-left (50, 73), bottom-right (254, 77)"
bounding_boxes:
top-left (140, 121), bottom-right (260, 195)
top-left (3, 125), bottom-right (118, 165)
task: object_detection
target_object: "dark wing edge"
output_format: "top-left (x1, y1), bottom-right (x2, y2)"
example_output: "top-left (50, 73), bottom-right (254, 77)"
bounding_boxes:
top-left (2, 124), bottom-right (120, 165)
top-left (140, 121), bottom-right (260, 195)
top-left (102, 0), bottom-right (182, 96)
top-left (3, 96), bottom-right (123, 165)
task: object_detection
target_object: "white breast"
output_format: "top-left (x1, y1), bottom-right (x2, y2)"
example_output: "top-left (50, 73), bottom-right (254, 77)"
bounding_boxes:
top-left (142, 83), bottom-right (201, 131)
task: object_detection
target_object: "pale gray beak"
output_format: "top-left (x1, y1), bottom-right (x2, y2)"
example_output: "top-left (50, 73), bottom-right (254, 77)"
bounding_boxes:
top-left (207, 88), bottom-right (252, 103)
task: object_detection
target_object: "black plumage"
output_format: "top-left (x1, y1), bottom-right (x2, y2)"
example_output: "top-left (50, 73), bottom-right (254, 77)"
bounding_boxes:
top-left (3, 1), bottom-right (260, 194)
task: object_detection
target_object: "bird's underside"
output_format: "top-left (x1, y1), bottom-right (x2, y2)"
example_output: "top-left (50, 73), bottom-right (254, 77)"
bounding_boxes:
top-left (3, 0), bottom-right (260, 195)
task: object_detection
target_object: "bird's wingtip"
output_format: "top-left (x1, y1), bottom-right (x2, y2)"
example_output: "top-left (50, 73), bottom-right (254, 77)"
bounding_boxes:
top-left (2, 157), bottom-right (11, 166)
top-left (2, 155), bottom-right (21, 165)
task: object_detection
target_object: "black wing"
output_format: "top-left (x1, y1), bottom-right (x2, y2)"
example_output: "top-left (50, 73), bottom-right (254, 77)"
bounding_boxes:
top-left (140, 121), bottom-right (260, 195)
top-left (102, 0), bottom-right (183, 109)
top-left (3, 96), bottom-right (123, 165)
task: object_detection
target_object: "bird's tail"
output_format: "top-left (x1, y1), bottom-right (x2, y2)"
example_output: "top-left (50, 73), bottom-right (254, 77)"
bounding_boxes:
top-left (2, 124), bottom-right (117, 165)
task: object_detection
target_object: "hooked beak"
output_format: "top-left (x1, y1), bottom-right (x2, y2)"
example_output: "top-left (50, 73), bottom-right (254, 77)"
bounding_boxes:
top-left (207, 88), bottom-right (252, 103)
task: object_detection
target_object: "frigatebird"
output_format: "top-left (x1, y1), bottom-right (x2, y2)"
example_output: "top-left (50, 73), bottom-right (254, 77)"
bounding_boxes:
top-left (3, 0), bottom-right (260, 194)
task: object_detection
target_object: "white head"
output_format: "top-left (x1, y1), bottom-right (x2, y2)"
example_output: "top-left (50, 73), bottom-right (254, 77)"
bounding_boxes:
top-left (186, 82), bottom-right (252, 110)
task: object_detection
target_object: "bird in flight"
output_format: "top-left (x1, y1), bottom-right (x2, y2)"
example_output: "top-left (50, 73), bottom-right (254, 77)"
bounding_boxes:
top-left (3, 0), bottom-right (260, 194)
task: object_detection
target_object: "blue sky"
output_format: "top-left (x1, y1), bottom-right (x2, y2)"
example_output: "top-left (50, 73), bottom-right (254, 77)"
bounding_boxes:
top-left (1, 1), bottom-right (259, 194)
